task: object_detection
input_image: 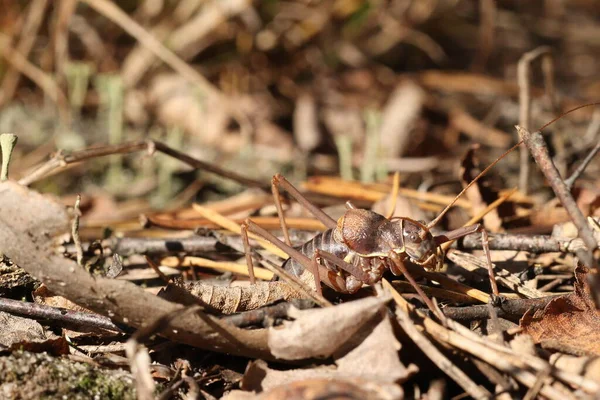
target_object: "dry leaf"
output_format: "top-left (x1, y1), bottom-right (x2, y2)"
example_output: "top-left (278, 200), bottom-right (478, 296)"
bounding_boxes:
top-left (228, 376), bottom-right (403, 400)
top-left (379, 80), bottom-right (425, 158)
top-left (160, 278), bottom-right (303, 314)
top-left (240, 360), bottom-right (404, 400)
top-left (268, 295), bottom-right (391, 360)
top-left (520, 267), bottom-right (600, 356)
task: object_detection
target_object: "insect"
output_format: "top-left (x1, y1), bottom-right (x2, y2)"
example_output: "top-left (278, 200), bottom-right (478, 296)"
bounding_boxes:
top-left (241, 168), bottom-right (504, 302)
top-left (240, 103), bottom-right (600, 305)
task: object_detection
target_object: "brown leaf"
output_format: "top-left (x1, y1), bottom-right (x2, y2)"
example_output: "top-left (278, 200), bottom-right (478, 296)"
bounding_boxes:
top-left (161, 278), bottom-right (303, 314)
top-left (520, 267), bottom-right (600, 355)
top-left (241, 297), bottom-right (414, 395)
top-left (267, 295), bottom-right (391, 360)
top-left (239, 360), bottom-right (404, 400)
top-left (229, 376), bottom-right (403, 400)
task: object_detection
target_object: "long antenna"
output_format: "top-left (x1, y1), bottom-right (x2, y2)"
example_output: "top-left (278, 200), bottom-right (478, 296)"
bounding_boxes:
top-left (426, 102), bottom-right (600, 229)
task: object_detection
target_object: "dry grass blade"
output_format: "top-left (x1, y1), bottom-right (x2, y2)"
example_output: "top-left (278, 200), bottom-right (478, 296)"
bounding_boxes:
top-left (304, 176), bottom-right (472, 209)
top-left (192, 204), bottom-right (287, 259)
top-left (382, 280), bottom-right (491, 399)
top-left (160, 256), bottom-right (274, 281)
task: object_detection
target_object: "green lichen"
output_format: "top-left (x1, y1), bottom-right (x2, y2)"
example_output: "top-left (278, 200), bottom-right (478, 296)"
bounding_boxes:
top-left (0, 350), bottom-right (136, 400)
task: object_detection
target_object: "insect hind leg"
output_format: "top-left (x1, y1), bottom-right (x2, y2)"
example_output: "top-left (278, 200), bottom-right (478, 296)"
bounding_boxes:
top-left (243, 219), bottom-right (349, 294)
top-left (271, 174), bottom-right (337, 247)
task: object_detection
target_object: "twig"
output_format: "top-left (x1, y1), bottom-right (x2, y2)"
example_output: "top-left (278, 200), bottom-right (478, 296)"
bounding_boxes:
top-left (461, 232), bottom-right (599, 254)
top-left (517, 46), bottom-right (553, 194)
top-left (221, 300), bottom-right (314, 328)
top-left (564, 139), bottom-right (600, 190)
top-left (19, 140), bottom-right (266, 189)
top-left (61, 236), bottom-right (219, 256)
top-left (395, 305), bottom-right (491, 398)
top-left (71, 194), bottom-right (84, 267)
top-left (52, 0), bottom-right (78, 81)
top-left (447, 249), bottom-right (545, 299)
top-left (80, 0), bottom-right (219, 98)
top-left (424, 296), bottom-right (557, 321)
top-left (160, 256), bottom-right (274, 281)
top-left (516, 126), bottom-right (598, 270)
top-left (0, 297), bottom-right (124, 333)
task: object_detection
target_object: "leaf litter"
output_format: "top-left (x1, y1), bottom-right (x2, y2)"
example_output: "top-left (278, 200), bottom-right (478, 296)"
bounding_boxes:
top-left (2, 2), bottom-right (600, 398)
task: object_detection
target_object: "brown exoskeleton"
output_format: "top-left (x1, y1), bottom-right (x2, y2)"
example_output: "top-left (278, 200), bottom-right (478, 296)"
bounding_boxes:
top-left (241, 153), bottom-right (513, 300)
top-left (239, 103), bottom-right (600, 306)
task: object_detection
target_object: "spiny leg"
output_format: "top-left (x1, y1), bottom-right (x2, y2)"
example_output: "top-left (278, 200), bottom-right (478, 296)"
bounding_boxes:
top-left (271, 176), bottom-right (292, 246)
top-left (310, 253), bottom-right (323, 297)
top-left (240, 222), bottom-right (256, 285)
top-left (479, 227), bottom-right (501, 302)
top-left (271, 175), bottom-right (337, 248)
top-left (315, 249), bottom-right (375, 285)
top-left (244, 219), bottom-right (347, 293)
top-left (389, 252), bottom-right (446, 323)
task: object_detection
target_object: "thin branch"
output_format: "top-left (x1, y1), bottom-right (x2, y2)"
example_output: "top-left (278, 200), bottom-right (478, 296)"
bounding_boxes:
top-left (19, 140), bottom-right (266, 189)
top-left (564, 139), bottom-right (600, 190)
top-left (517, 125), bottom-right (600, 307)
top-left (461, 232), bottom-right (599, 254)
top-left (420, 296), bottom-right (557, 321)
top-left (517, 46), bottom-right (553, 194)
top-left (0, 32), bottom-right (70, 122)
top-left (0, 297), bottom-right (124, 333)
top-left (517, 126), bottom-right (597, 266)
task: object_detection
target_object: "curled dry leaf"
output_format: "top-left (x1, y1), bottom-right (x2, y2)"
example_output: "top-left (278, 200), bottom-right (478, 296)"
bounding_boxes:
top-left (268, 295), bottom-right (391, 360)
top-left (265, 294), bottom-right (416, 385)
top-left (161, 278), bottom-right (304, 314)
top-left (520, 266), bottom-right (600, 356)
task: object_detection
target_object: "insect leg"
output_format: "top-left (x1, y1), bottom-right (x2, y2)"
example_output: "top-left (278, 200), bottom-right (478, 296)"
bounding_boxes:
top-left (272, 175), bottom-right (337, 241)
top-left (244, 219), bottom-right (348, 293)
top-left (315, 250), bottom-right (370, 283)
top-left (388, 252), bottom-right (446, 322)
top-left (479, 227), bottom-right (501, 301)
top-left (240, 222), bottom-right (256, 285)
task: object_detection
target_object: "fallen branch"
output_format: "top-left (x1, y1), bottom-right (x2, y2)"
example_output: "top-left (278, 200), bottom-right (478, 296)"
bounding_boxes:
top-left (0, 181), bottom-right (273, 360)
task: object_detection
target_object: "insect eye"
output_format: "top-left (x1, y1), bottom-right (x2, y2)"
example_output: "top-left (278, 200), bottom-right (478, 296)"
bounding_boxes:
top-left (408, 233), bottom-right (419, 242)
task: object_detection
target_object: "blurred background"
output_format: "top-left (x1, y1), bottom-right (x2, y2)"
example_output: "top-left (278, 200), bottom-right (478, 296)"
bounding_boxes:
top-left (1, 0), bottom-right (599, 212)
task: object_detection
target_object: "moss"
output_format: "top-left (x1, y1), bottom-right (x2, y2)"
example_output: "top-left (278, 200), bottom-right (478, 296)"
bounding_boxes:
top-left (0, 350), bottom-right (136, 399)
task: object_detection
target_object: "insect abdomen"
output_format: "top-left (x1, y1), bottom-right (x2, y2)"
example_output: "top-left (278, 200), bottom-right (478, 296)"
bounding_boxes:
top-left (282, 228), bottom-right (348, 277)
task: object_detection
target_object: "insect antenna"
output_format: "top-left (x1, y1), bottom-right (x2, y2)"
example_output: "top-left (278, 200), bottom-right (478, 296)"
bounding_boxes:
top-left (426, 101), bottom-right (600, 230)
top-left (426, 141), bottom-right (521, 229)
